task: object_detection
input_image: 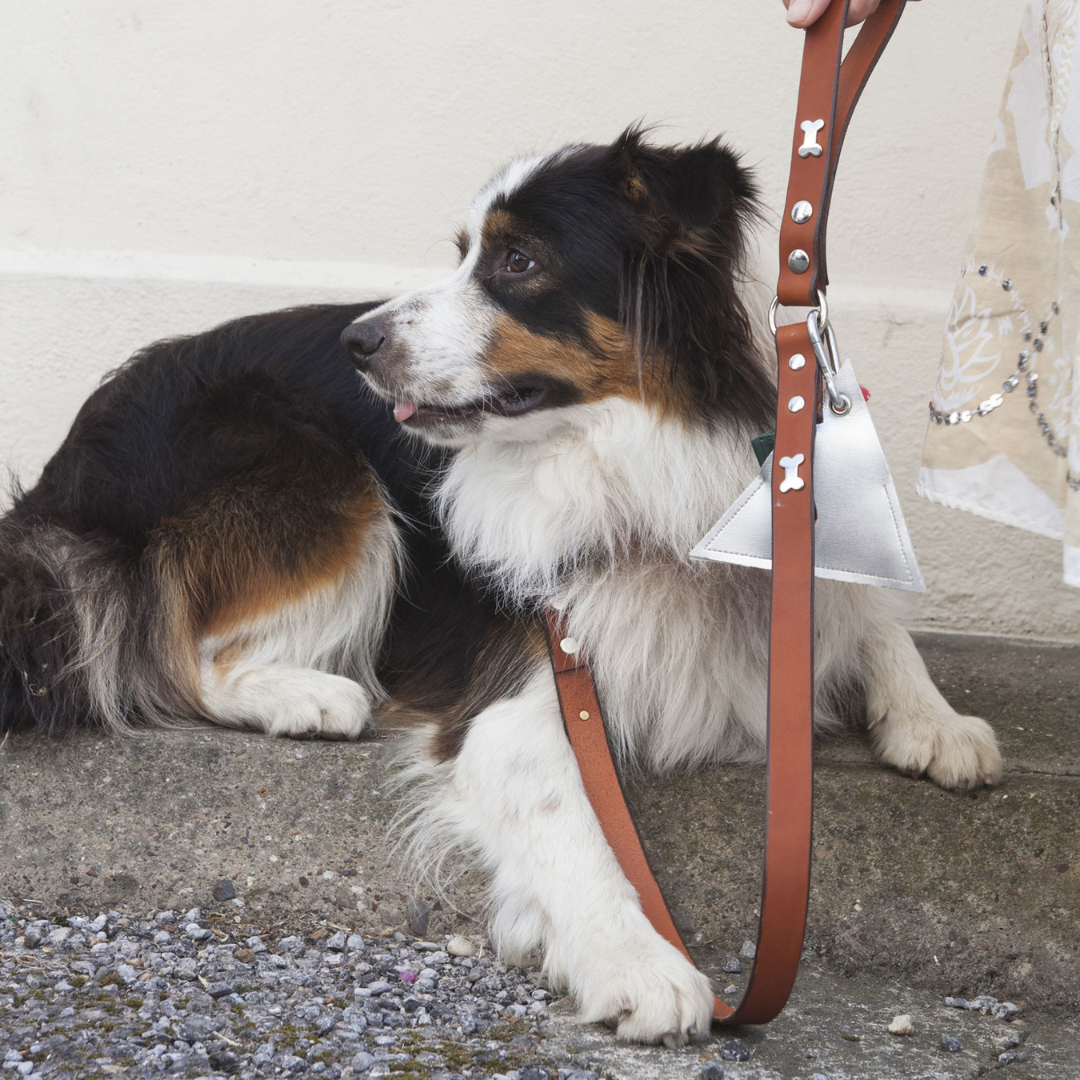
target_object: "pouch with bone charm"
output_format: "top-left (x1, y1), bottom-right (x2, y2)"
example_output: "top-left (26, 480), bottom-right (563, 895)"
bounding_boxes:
top-left (691, 358), bottom-right (924, 592)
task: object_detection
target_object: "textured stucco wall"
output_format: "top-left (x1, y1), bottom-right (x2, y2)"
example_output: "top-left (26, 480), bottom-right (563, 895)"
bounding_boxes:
top-left (2, 0), bottom-right (1076, 639)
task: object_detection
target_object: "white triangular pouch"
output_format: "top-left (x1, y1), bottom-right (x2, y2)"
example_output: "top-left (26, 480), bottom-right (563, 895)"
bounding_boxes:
top-left (691, 360), bottom-right (924, 592)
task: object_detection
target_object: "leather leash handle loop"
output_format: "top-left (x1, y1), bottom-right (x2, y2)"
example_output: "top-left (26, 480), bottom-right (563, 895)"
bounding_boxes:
top-left (778, 0), bottom-right (906, 306)
top-left (545, 0), bottom-right (907, 1028)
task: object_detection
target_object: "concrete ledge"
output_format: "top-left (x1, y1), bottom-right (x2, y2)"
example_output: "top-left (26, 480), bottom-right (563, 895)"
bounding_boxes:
top-left (2, 633), bottom-right (1077, 1015)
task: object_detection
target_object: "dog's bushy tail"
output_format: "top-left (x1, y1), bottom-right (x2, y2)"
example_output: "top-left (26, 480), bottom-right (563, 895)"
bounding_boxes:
top-left (0, 515), bottom-right (179, 735)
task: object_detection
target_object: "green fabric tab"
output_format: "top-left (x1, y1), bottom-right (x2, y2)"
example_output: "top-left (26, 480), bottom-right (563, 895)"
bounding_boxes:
top-left (751, 430), bottom-right (775, 467)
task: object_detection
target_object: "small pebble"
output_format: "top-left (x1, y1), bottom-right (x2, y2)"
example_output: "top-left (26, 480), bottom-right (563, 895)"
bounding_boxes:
top-left (999, 1050), bottom-right (1029, 1065)
top-left (940, 1034), bottom-right (962, 1052)
top-left (406, 898), bottom-right (431, 937)
top-left (888, 1014), bottom-right (914, 1035)
top-left (739, 940), bottom-right (757, 959)
top-left (446, 935), bottom-right (477, 958)
top-left (212, 878), bottom-right (236, 902)
top-left (994, 1031), bottom-right (1024, 1050)
top-left (719, 1039), bottom-right (751, 1061)
top-left (701, 1065), bottom-right (725, 1080)
top-left (721, 956), bottom-right (742, 974)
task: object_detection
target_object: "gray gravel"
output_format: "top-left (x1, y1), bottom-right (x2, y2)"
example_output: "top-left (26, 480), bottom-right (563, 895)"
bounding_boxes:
top-left (0, 901), bottom-right (601, 1080)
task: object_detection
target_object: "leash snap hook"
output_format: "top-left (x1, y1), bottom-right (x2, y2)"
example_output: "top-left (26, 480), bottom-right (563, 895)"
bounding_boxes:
top-left (806, 306), bottom-right (851, 416)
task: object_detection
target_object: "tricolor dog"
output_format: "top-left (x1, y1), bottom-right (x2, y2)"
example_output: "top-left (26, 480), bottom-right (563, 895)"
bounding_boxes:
top-left (0, 129), bottom-right (1001, 1045)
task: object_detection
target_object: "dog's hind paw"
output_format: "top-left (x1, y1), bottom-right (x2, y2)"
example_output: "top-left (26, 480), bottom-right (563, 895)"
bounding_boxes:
top-left (573, 934), bottom-right (714, 1047)
top-left (262, 672), bottom-right (373, 740)
top-left (874, 710), bottom-right (1002, 791)
top-left (202, 665), bottom-right (373, 740)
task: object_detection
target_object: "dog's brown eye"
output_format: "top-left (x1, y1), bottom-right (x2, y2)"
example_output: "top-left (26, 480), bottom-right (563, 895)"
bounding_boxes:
top-left (506, 250), bottom-right (534, 274)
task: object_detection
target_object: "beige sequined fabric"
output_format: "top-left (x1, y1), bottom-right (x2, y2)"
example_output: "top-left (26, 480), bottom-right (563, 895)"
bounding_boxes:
top-left (919, 0), bottom-right (1080, 587)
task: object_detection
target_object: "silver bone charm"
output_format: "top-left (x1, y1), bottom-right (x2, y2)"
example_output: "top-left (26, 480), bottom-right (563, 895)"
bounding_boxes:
top-left (778, 454), bottom-right (805, 493)
top-left (691, 359), bottom-right (925, 592)
top-left (798, 119), bottom-right (825, 158)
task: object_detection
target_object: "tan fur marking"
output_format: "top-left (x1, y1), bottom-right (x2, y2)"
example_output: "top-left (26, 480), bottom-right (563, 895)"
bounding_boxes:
top-left (486, 312), bottom-right (694, 419)
top-left (152, 470), bottom-right (387, 647)
top-left (205, 492), bottom-right (384, 637)
top-left (481, 208), bottom-right (518, 250)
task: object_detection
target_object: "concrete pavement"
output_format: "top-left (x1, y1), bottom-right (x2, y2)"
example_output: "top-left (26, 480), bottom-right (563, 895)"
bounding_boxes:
top-left (1, 631), bottom-right (1077, 1078)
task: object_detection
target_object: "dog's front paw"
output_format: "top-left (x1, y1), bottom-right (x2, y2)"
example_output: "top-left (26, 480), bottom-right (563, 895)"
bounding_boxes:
top-left (573, 932), bottom-right (713, 1047)
top-left (874, 710), bottom-right (1002, 791)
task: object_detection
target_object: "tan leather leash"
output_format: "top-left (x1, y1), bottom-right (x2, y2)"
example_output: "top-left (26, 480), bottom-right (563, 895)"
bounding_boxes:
top-left (545, 0), bottom-right (907, 1026)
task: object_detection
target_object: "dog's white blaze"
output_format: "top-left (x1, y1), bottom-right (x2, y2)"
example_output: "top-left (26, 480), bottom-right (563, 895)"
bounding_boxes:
top-left (349, 147), bottom-right (575, 410)
top-left (347, 150), bottom-right (570, 406)
top-left (396, 671), bottom-right (715, 1046)
top-left (355, 249), bottom-right (498, 406)
top-left (470, 150), bottom-right (560, 220)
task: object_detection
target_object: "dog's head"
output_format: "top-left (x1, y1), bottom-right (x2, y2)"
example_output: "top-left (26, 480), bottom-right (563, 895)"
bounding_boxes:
top-left (343, 126), bottom-right (773, 445)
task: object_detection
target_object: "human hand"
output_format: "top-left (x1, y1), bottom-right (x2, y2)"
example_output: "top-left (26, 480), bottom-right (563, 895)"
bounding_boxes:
top-left (783, 0), bottom-right (916, 29)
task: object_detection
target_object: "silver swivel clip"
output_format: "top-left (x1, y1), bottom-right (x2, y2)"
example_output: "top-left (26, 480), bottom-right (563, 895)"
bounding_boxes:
top-left (806, 299), bottom-right (850, 416)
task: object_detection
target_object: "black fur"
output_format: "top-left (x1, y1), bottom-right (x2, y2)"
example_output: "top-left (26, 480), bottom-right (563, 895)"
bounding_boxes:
top-left (0, 303), bottom-right (521, 735)
top-left (0, 129), bottom-right (771, 739)
top-left (482, 126), bottom-right (774, 429)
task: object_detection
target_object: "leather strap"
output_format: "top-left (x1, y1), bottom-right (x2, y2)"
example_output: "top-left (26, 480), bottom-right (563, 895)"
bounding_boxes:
top-left (547, 0), bottom-right (906, 1026)
top-left (778, 0), bottom-right (907, 305)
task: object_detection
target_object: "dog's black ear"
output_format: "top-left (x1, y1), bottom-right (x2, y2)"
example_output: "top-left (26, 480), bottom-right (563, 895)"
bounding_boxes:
top-left (613, 124), bottom-right (758, 257)
top-left (610, 126), bottom-right (772, 429)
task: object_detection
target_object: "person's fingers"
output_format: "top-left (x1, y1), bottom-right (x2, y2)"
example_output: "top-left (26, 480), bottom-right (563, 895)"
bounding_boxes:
top-left (784, 0), bottom-right (834, 27)
top-left (846, 0), bottom-right (883, 25)
top-left (786, 0), bottom-right (908, 28)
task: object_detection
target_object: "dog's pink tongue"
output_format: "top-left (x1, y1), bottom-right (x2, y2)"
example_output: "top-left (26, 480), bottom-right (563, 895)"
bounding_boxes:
top-left (394, 400), bottom-right (418, 423)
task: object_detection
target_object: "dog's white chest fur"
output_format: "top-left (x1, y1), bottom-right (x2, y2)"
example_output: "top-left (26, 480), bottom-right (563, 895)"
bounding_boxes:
top-left (434, 397), bottom-right (844, 769)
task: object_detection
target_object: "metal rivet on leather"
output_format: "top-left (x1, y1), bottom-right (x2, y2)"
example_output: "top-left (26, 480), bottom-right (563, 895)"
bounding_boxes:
top-left (559, 637), bottom-right (580, 655)
top-left (578, 710), bottom-right (590, 721)
top-left (788, 396), bottom-right (805, 413)
top-left (788, 353), bottom-right (806, 370)
top-left (788, 249), bottom-right (810, 274)
top-left (791, 201), bottom-right (813, 224)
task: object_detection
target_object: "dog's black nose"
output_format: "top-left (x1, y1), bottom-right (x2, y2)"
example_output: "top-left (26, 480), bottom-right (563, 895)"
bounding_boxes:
top-left (341, 320), bottom-right (386, 368)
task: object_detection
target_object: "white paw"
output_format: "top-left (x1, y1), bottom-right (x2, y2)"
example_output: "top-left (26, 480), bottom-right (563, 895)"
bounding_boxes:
top-left (258, 671), bottom-right (373, 740)
top-left (572, 931), bottom-right (714, 1047)
top-left (873, 710), bottom-right (1002, 791)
